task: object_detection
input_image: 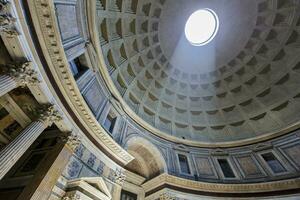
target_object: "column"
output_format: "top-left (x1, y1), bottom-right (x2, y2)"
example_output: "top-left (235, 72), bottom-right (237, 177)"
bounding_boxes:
top-left (0, 74), bottom-right (17, 97)
top-left (0, 62), bottom-right (39, 97)
top-left (0, 104), bottom-right (61, 180)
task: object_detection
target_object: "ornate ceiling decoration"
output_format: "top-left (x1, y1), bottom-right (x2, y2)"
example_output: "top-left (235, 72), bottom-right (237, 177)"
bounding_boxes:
top-left (96, 0), bottom-right (300, 143)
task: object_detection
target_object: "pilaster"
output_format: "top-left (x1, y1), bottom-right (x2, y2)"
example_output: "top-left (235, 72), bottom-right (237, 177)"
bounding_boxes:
top-left (21, 133), bottom-right (81, 200)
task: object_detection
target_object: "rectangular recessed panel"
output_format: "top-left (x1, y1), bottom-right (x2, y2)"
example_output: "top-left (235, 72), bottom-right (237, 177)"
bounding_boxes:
top-left (236, 155), bottom-right (263, 178)
top-left (55, 3), bottom-right (80, 43)
top-left (282, 143), bottom-right (300, 168)
top-left (195, 157), bottom-right (215, 177)
top-left (83, 80), bottom-right (104, 115)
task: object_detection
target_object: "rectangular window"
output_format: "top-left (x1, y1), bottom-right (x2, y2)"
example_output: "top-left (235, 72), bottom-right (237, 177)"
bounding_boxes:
top-left (104, 114), bottom-right (117, 134)
top-left (218, 159), bottom-right (235, 178)
top-left (69, 54), bottom-right (89, 80)
top-left (178, 154), bottom-right (190, 174)
top-left (262, 152), bottom-right (286, 174)
top-left (121, 190), bottom-right (137, 200)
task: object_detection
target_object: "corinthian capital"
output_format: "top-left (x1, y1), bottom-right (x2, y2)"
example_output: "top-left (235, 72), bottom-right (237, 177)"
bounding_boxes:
top-left (37, 104), bottom-right (62, 126)
top-left (0, 13), bottom-right (18, 36)
top-left (8, 62), bottom-right (39, 86)
top-left (0, 1), bottom-right (19, 37)
top-left (114, 169), bottom-right (126, 186)
top-left (0, 13), bottom-right (14, 26)
top-left (58, 133), bottom-right (81, 151)
top-left (0, 0), bottom-right (11, 13)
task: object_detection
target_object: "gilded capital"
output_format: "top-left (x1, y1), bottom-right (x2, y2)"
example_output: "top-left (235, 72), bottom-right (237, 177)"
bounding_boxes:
top-left (8, 62), bottom-right (39, 86)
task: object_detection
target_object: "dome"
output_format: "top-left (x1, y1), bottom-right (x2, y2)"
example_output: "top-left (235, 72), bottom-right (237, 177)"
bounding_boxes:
top-left (1, 0), bottom-right (300, 199)
top-left (98, 0), bottom-right (300, 144)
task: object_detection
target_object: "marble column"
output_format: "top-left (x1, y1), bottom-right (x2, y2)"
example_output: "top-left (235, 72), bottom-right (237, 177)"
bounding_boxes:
top-left (0, 62), bottom-right (39, 97)
top-left (0, 104), bottom-right (61, 180)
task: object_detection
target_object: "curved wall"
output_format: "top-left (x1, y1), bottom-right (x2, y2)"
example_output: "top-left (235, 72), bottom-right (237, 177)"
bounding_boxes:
top-left (6, 0), bottom-right (300, 198)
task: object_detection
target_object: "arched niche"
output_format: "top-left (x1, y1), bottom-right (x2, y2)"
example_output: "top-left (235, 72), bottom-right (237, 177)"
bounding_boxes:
top-left (124, 136), bottom-right (167, 179)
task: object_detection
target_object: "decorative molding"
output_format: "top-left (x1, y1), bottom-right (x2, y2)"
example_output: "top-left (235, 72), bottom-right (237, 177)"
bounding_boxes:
top-left (27, 0), bottom-right (133, 165)
top-left (64, 177), bottom-right (112, 200)
top-left (252, 142), bottom-right (273, 152)
top-left (143, 173), bottom-right (300, 194)
top-left (210, 148), bottom-right (229, 156)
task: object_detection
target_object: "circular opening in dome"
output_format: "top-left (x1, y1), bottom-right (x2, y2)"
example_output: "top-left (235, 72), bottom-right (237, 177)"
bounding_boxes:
top-left (185, 9), bottom-right (219, 46)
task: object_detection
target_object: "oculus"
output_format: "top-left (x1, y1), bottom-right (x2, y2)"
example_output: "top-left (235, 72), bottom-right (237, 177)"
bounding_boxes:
top-left (185, 9), bottom-right (219, 46)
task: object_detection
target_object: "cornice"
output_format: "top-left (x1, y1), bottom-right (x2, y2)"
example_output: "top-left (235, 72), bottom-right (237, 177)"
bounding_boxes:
top-left (26, 0), bottom-right (133, 165)
top-left (143, 173), bottom-right (300, 194)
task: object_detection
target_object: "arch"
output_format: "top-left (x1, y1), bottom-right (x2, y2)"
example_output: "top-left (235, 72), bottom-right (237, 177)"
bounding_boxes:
top-left (124, 136), bottom-right (168, 179)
